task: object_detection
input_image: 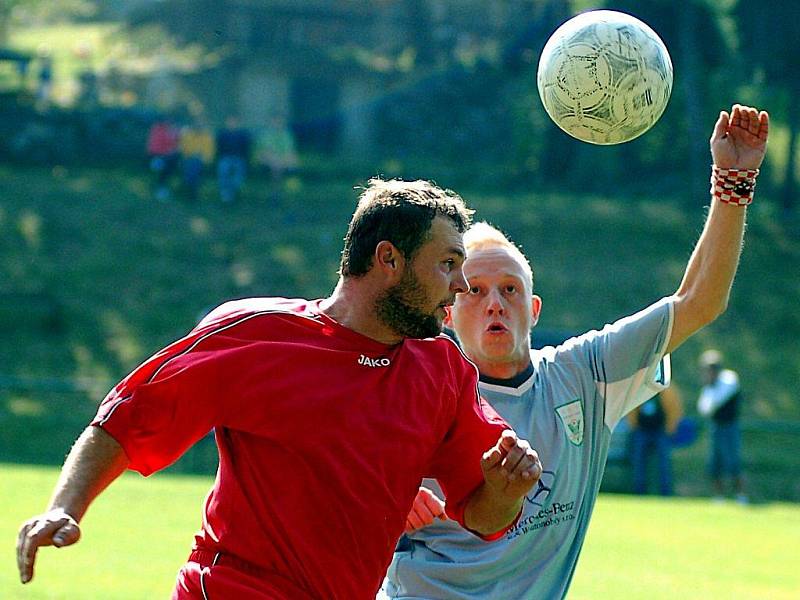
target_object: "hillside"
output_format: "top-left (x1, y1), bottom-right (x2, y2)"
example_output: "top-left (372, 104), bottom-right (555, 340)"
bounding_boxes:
top-left (1, 164), bottom-right (798, 498)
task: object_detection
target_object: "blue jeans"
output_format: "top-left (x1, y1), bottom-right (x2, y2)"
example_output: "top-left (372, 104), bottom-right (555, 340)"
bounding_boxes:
top-left (708, 422), bottom-right (741, 478)
top-left (631, 428), bottom-right (673, 495)
top-left (217, 155), bottom-right (246, 202)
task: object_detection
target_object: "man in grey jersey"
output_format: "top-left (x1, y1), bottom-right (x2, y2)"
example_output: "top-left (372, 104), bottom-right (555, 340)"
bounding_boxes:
top-left (384, 104), bottom-right (769, 599)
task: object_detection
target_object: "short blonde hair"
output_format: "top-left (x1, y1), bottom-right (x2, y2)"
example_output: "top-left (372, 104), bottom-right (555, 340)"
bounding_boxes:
top-left (463, 222), bottom-right (534, 290)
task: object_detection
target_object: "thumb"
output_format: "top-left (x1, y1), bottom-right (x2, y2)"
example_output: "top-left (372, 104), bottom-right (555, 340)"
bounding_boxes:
top-left (52, 522), bottom-right (81, 548)
top-left (712, 110), bottom-right (729, 142)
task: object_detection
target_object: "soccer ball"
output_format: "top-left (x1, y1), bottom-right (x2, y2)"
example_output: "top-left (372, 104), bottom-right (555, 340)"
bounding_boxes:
top-left (537, 10), bottom-right (673, 145)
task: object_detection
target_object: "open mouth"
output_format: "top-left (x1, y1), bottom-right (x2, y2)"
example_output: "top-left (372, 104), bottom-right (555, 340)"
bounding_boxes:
top-left (486, 322), bottom-right (508, 333)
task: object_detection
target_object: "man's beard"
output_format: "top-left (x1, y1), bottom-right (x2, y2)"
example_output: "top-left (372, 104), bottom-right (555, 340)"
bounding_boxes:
top-left (376, 268), bottom-right (444, 339)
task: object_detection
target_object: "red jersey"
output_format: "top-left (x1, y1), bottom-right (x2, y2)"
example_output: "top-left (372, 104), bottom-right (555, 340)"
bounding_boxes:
top-left (92, 297), bottom-right (508, 599)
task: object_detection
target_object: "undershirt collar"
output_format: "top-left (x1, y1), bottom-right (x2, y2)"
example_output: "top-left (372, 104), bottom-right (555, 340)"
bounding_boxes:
top-left (478, 362), bottom-right (534, 389)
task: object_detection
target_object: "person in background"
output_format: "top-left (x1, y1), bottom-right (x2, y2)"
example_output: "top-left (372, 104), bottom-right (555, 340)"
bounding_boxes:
top-left (180, 119), bottom-right (215, 202)
top-left (628, 386), bottom-right (683, 496)
top-left (215, 115), bottom-right (252, 203)
top-left (254, 114), bottom-right (299, 191)
top-left (146, 118), bottom-right (181, 202)
top-left (698, 349), bottom-right (747, 503)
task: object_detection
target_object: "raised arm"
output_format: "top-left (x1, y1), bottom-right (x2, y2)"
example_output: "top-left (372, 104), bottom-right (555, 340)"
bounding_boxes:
top-left (17, 426), bottom-right (129, 584)
top-left (667, 104), bottom-right (769, 353)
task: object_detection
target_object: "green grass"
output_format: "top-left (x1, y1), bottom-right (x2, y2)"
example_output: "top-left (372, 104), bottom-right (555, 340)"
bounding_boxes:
top-left (571, 495), bottom-right (800, 600)
top-left (3, 464), bottom-right (798, 599)
top-left (2, 463), bottom-right (211, 599)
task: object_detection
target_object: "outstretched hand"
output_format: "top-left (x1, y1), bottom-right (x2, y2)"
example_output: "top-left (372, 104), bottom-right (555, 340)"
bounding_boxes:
top-left (711, 104), bottom-right (769, 170)
top-left (404, 486), bottom-right (447, 533)
top-left (480, 430), bottom-right (542, 499)
top-left (17, 509), bottom-right (81, 584)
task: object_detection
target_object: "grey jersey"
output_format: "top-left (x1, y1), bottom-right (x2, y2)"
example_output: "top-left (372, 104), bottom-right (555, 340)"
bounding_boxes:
top-left (384, 298), bottom-right (673, 600)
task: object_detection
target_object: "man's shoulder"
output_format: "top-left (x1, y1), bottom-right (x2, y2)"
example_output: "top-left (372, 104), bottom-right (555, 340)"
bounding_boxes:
top-left (198, 297), bottom-right (315, 328)
top-left (718, 369), bottom-right (740, 388)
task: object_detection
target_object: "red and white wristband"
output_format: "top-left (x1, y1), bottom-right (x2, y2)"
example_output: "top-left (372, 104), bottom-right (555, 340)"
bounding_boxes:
top-left (710, 166), bottom-right (759, 206)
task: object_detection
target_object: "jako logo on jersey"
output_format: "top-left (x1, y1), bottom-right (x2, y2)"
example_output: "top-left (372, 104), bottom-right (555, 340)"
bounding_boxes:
top-left (358, 354), bottom-right (391, 367)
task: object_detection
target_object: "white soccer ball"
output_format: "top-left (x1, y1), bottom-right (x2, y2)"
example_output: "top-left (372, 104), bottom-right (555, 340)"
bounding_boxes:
top-left (537, 10), bottom-right (673, 145)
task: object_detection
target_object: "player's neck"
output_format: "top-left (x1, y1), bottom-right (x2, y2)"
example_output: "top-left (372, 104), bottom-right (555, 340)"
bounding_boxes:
top-left (473, 356), bottom-right (532, 381)
top-left (320, 279), bottom-right (404, 345)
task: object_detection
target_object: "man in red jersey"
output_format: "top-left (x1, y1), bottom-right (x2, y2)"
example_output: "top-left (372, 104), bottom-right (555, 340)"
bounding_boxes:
top-left (17, 178), bottom-right (542, 599)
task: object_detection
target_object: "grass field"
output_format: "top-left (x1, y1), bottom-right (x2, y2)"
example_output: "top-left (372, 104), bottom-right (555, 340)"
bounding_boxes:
top-left (3, 464), bottom-right (798, 599)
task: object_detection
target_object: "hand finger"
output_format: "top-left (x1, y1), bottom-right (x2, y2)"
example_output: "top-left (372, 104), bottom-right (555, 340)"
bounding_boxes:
top-left (520, 450), bottom-right (543, 480)
top-left (17, 522), bottom-right (32, 582)
top-left (418, 503), bottom-right (439, 524)
top-left (19, 527), bottom-right (41, 584)
top-left (481, 446), bottom-right (504, 470)
top-left (746, 107), bottom-right (760, 134)
top-left (405, 518), bottom-right (418, 533)
top-left (499, 447), bottom-right (525, 479)
top-left (406, 509), bottom-right (425, 532)
top-left (758, 111), bottom-right (769, 141)
top-left (503, 444), bottom-right (537, 479)
top-left (52, 522), bottom-right (80, 547)
top-left (420, 492), bottom-right (445, 518)
top-left (730, 104), bottom-right (741, 128)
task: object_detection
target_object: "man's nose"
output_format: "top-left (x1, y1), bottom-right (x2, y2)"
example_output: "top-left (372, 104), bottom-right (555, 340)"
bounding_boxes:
top-left (486, 289), bottom-right (504, 314)
top-left (451, 269), bottom-right (468, 294)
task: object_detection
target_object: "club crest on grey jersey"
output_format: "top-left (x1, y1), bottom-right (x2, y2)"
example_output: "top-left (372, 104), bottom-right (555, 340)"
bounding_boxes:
top-left (556, 400), bottom-right (584, 446)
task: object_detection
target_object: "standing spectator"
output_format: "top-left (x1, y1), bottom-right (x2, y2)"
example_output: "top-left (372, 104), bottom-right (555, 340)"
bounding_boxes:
top-left (146, 118), bottom-right (181, 201)
top-left (628, 386), bottom-right (683, 496)
top-left (698, 349), bottom-right (747, 503)
top-left (36, 54), bottom-right (53, 108)
top-left (255, 115), bottom-right (299, 187)
top-left (215, 115), bottom-right (252, 203)
top-left (179, 120), bottom-right (215, 202)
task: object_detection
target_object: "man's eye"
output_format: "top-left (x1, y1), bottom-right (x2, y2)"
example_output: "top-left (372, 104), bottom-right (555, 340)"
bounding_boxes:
top-left (505, 285), bottom-right (517, 294)
top-left (469, 286), bottom-right (480, 294)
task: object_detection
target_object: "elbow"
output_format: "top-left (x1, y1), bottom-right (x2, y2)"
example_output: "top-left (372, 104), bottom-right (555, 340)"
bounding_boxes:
top-left (678, 291), bottom-right (729, 330)
top-left (705, 298), bottom-right (728, 324)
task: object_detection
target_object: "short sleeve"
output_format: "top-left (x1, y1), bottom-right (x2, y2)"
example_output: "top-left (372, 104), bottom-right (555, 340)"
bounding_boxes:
top-left (426, 355), bottom-right (510, 537)
top-left (91, 323), bottom-right (232, 476)
top-left (556, 297), bottom-right (674, 430)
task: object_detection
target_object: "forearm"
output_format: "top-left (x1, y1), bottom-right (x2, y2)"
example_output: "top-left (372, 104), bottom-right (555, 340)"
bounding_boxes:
top-left (667, 198), bottom-right (746, 352)
top-left (47, 426), bottom-right (129, 521)
top-left (463, 483), bottom-right (524, 536)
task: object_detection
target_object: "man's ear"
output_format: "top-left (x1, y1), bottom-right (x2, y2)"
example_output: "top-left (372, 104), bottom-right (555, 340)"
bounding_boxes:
top-left (375, 241), bottom-right (404, 281)
top-left (531, 295), bottom-right (542, 327)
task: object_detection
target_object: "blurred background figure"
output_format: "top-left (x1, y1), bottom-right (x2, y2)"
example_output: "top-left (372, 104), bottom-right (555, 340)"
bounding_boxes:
top-left (698, 350), bottom-right (747, 503)
top-left (35, 49), bottom-right (53, 109)
top-left (628, 386), bottom-right (683, 496)
top-left (254, 114), bottom-right (299, 196)
top-left (215, 115), bottom-right (251, 203)
top-left (146, 117), bottom-right (181, 201)
top-left (179, 118), bottom-right (214, 203)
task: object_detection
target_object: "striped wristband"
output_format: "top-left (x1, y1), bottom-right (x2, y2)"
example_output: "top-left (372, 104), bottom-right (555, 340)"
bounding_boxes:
top-left (710, 166), bottom-right (759, 206)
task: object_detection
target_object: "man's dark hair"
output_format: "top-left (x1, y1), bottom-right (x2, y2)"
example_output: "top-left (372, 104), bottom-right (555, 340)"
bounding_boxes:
top-left (339, 178), bottom-right (473, 277)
